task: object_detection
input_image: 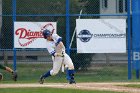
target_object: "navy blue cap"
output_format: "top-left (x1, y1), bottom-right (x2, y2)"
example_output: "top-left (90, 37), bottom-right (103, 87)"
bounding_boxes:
top-left (42, 29), bottom-right (51, 39)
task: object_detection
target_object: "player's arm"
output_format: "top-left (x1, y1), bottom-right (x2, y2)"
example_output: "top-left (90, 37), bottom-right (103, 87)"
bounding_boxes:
top-left (52, 34), bottom-right (65, 50)
top-left (0, 64), bottom-right (13, 73)
top-left (47, 44), bottom-right (64, 57)
top-left (54, 40), bottom-right (65, 57)
top-left (50, 50), bottom-right (64, 57)
top-left (51, 34), bottom-right (65, 57)
top-left (56, 39), bottom-right (64, 49)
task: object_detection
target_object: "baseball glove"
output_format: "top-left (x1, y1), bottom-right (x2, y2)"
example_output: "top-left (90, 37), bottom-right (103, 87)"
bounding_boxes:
top-left (12, 71), bottom-right (17, 81)
top-left (0, 73), bottom-right (3, 81)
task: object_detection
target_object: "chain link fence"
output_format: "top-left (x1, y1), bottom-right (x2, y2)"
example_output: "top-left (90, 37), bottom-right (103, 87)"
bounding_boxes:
top-left (0, 0), bottom-right (133, 83)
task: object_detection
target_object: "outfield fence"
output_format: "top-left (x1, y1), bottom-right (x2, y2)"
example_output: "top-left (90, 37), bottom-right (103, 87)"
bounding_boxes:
top-left (0, 0), bottom-right (139, 82)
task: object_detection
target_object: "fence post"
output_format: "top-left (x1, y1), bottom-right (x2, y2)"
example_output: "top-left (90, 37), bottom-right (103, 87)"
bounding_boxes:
top-left (66, 0), bottom-right (70, 55)
top-left (12, 0), bottom-right (16, 71)
top-left (127, 0), bottom-right (132, 80)
top-left (132, 0), bottom-right (140, 79)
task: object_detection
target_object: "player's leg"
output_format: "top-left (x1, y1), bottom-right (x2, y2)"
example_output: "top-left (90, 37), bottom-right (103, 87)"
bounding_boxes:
top-left (39, 57), bottom-right (63, 84)
top-left (63, 54), bottom-right (76, 84)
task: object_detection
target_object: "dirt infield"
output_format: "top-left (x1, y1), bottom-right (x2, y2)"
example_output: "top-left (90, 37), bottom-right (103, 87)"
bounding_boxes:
top-left (0, 82), bottom-right (140, 93)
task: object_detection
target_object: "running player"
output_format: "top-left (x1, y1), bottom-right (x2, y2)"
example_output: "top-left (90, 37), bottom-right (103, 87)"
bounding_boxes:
top-left (39, 29), bottom-right (76, 84)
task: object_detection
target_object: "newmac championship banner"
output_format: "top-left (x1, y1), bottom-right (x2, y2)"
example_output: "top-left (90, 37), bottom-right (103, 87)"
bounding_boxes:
top-left (14, 22), bottom-right (57, 48)
top-left (76, 19), bottom-right (126, 53)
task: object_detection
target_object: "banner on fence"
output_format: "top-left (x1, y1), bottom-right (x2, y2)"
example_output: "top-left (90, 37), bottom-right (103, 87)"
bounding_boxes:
top-left (76, 19), bottom-right (126, 53)
top-left (14, 22), bottom-right (57, 48)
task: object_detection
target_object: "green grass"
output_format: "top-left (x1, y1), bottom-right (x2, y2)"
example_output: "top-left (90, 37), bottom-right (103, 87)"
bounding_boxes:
top-left (0, 64), bottom-right (138, 93)
top-left (0, 87), bottom-right (123, 93)
top-left (119, 84), bottom-right (140, 88)
top-left (1, 64), bottom-right (140, 83)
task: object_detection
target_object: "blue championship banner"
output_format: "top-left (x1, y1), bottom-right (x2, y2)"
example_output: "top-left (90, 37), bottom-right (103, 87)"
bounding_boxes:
top-left (76, 19), bottom-right (126, 53)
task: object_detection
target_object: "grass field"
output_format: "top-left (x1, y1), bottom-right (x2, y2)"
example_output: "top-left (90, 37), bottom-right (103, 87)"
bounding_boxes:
top-left (119, 84), bottom-right (140, 88)
top-left (1, 64), bottom-right (140, 93)
top-left (0, 87), bottom-right (124, 93)
top-left (1, 63), bottom-right (135, 83)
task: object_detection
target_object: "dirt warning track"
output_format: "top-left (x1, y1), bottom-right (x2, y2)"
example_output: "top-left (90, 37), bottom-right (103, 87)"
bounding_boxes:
top-left (0, 82), bottom-right (140, 93)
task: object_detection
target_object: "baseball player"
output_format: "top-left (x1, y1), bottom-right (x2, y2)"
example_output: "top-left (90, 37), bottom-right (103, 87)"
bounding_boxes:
top-left (39, 29), bottom-right (76, 84)
top-left (0, 64), bottom-right (17, 81)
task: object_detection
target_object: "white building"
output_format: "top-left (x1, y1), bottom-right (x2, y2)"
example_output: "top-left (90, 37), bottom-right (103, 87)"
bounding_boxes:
top-left (100, 0), bottom-right (128, 18)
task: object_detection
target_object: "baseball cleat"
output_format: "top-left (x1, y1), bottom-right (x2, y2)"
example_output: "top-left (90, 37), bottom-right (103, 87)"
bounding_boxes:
top-left (69, 79), bottom-right (76, 84)
top-left (12, 71), bottom-right (17, 81)
top-left (39, 75), bottom-right (45, 84)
